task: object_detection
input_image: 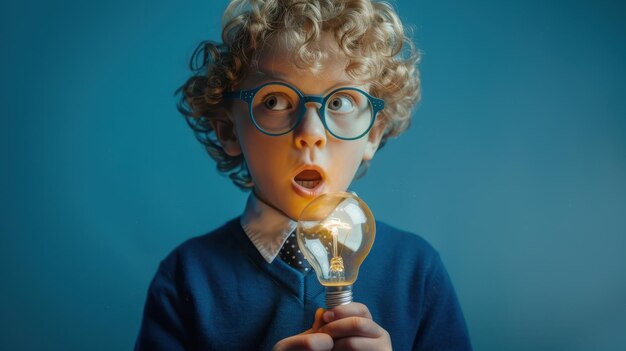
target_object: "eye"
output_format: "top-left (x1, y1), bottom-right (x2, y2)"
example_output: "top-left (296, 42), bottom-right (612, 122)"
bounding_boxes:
top-left (327, 95), bottom-right (355, 113)
top-left (263, 94), bottom-right (292, 111)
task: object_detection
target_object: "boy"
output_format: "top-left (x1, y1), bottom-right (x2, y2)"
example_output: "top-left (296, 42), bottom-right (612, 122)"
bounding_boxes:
top-left (135, 0), bottom-right (471, 350)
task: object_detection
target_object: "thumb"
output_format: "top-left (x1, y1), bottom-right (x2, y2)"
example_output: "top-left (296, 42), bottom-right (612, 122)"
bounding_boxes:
top-left (310, 308), bottom-right (326, 333)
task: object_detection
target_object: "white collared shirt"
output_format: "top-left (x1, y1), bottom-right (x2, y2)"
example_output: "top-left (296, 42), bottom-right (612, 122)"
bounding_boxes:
top-left (240, 193), bottom-right (297, 263)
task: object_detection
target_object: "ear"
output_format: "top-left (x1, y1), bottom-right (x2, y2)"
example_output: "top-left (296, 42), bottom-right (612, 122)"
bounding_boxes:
top-left (209, 113), bottom-right (242, 157)
top-left (362, 122), bottom-right (385, 161)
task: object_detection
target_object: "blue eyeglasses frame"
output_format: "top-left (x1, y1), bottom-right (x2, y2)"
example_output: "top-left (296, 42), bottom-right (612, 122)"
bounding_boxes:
top-left (223, 81), bottom-right (385, 140)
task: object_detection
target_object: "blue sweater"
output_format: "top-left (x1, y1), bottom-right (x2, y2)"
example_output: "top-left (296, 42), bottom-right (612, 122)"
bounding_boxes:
top-left (135, 218), bottom-right (471, 350)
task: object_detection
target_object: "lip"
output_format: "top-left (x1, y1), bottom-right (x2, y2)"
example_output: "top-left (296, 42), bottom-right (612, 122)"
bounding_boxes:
top-left (291, 164), bottom-right (327, 198)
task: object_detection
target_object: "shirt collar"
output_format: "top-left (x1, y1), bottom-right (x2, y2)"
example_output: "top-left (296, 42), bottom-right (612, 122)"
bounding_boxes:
top-left (240, 192), bottom-right (297, 263)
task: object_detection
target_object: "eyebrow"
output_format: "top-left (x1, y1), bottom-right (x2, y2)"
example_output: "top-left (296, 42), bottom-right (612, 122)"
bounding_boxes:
top-left (251, 67), bottom-right (366, 93)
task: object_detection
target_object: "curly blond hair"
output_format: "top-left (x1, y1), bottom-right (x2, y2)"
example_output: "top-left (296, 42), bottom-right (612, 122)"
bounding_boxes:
top-left (177, 0), bottom-right (421, 189)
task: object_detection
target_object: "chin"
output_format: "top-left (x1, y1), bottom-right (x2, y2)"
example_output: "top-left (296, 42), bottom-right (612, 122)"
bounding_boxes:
top-left (282, 200), bottom-right (312, 221)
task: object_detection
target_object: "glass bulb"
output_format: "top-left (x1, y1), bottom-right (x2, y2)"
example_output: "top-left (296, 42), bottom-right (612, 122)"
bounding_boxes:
top-left (296, 192), bottom-right (375, 307)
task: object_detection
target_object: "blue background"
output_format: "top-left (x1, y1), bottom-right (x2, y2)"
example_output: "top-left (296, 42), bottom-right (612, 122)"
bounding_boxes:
top-left (2, 0), bottom-right (625, 350)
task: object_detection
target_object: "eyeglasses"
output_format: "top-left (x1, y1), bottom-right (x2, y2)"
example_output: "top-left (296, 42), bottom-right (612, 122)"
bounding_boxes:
top-left (224, 81), bottom-right (385, 140)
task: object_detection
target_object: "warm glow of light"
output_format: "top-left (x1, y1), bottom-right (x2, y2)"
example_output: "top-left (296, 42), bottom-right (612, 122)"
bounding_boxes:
top-left (323, 217), bottom-right (352, 233)
top-left (297, 192), bottom-right (375, 287)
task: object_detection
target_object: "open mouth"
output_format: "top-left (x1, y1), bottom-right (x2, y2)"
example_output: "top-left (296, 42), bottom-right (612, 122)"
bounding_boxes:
top-left (294, 169), bottom-right (323, 189)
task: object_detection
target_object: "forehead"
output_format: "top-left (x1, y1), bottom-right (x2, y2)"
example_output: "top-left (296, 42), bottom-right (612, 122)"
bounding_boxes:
top-left (241, 32), bottom-right (365, 93)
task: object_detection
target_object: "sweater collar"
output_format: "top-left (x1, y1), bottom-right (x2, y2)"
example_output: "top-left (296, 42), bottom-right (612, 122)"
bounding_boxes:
top-left (240, 192), bottom-right (297, 263)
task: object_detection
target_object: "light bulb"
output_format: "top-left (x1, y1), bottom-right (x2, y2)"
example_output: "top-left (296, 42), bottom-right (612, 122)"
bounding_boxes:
top-left (296, 192), bottom-right (375, 308)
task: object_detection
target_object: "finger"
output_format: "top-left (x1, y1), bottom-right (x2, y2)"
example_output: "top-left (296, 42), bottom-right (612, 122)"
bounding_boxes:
top-left (332, 336), bottom-right (390, 351)
top-left (318, 317), bottom-right (384, 339)
top-left (273, 333), bottom-right (333, 351)
top-left (323, 302), bottom-right (372, 323)
top-left (311, 308), bottom-right (326, 332)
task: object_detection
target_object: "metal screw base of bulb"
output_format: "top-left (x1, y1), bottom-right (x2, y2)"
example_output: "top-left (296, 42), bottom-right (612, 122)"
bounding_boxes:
top-left (325, 285), bottom-right (353, 308)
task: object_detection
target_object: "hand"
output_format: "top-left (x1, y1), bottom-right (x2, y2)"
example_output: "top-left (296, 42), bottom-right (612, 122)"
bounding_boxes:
top-left (272, 308), bottom-right (334, 351)
top-left (317, 302), bottom-right (392, 351)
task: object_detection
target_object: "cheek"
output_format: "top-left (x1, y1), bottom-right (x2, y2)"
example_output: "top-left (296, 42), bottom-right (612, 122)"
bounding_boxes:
top-left (234, 112), bottom-right (268, 160)
top-left (328, 142), bottom-right (367, 187)
top-left (240, 132), bottom-right (290, 182)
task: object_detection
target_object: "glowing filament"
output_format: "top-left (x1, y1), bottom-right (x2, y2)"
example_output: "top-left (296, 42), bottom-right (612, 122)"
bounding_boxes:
top-left (330, 256), bottom-right (345, 281)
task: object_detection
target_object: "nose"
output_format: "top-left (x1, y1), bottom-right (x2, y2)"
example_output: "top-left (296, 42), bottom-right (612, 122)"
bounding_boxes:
top-left (294, 103), bottom-right (327, 149)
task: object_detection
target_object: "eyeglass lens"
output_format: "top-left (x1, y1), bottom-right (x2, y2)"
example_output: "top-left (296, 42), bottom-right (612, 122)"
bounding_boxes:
top-left (250, 84), bottom-right (374, 139)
